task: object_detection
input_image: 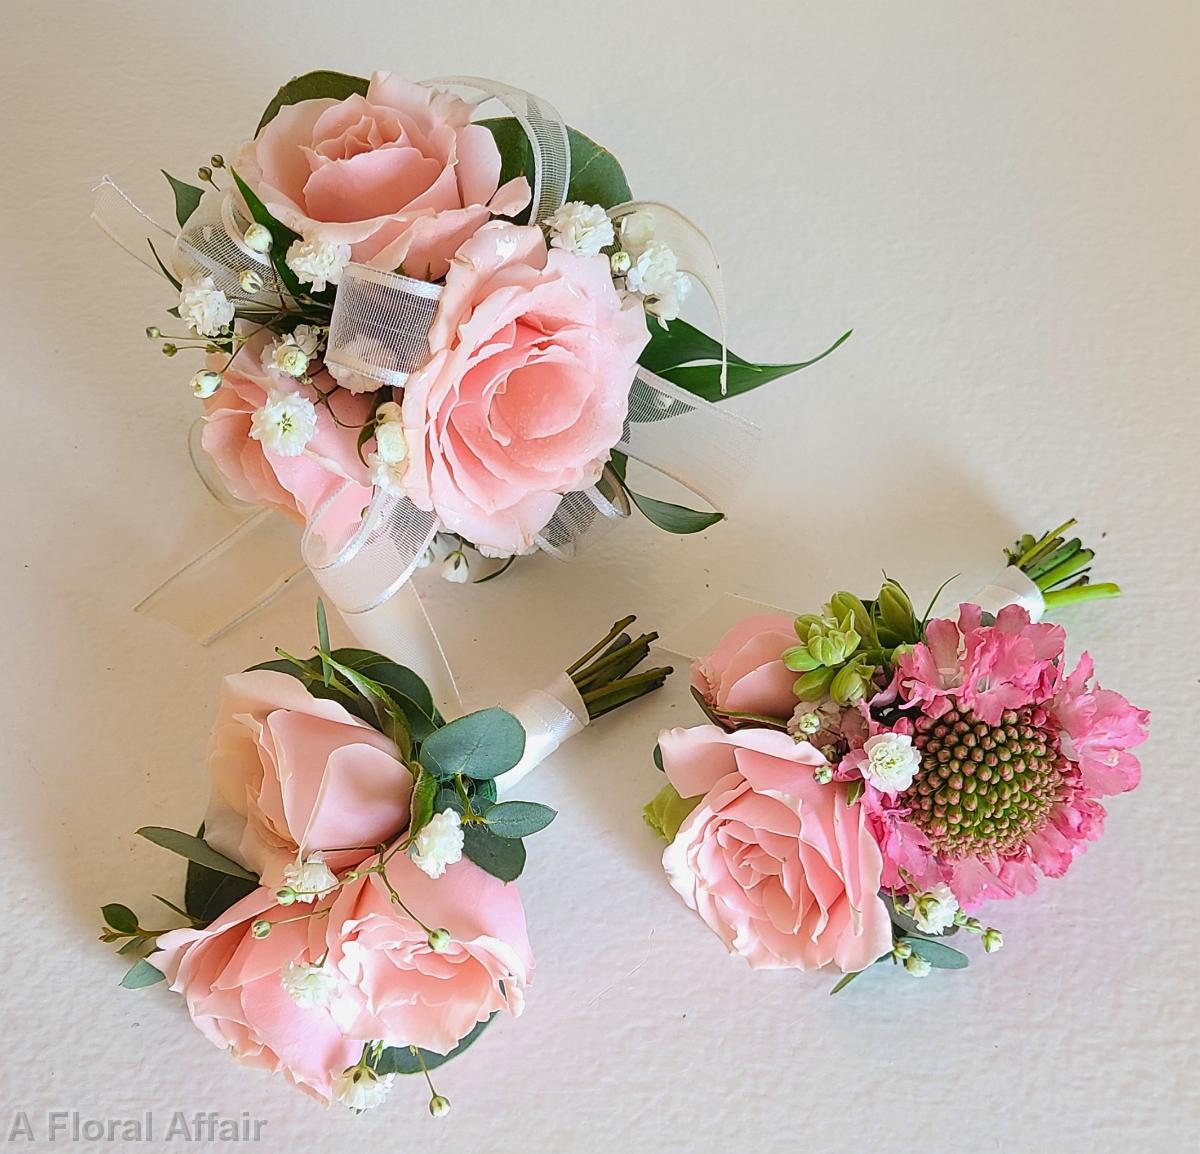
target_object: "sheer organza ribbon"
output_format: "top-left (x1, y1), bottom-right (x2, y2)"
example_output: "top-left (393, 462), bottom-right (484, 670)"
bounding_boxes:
top-left (93, 75), bottom-right (757, 716)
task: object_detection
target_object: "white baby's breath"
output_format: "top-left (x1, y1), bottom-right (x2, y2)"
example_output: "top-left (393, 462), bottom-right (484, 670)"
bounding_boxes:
top-left (545, 202), bottom-right (615, 257)
top-left (286, 237), bottom-right (351, 293)
top-left (409, 809), bottom-right (465, 878)
top-left (178, 275), bottom-right (234, 337)
top-left (250, 389), bottom-right (317, 457)
top-left (333, 1067), bottom-right (394, 1112)
top-left (279, 961), bottom-right (340, 1009)
top-left (281, 852), bottom-right (338, 902)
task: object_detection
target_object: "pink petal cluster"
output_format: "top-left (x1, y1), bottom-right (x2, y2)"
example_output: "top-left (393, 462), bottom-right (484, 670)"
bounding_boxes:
top-left (234, 72), bottom-right (531, 280)
top-left (204, 670), bottom-right (414, 889)
top-left (201, 339), bottom-right (373, 544)
top-left (151, 853), bottom-right (532, 1105)
top-left (658, 726), bottom-right (893, 972)
top-left (690, 613), bottom-right (797, 720)
top-left (881, 605), bottom-right (1148, 904)
top-left (896, 603), bottom-right (1065, 726)
top-left (399, 222), bottom-right (649, 555)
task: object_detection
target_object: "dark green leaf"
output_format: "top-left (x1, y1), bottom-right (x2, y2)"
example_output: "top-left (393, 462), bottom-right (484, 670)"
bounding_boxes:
top-left (136, 827), bottom-right (257, 880)
top-left (461, 824), bottom-right (526, 882)
top-left (161, 170), bottom-right (204, 228)
top-left (484, 800), bottom-right (557, 839)
top-left (147, 239), bottom-right (182, 291)
top-left (608, 451), bottom-right (723, 534)
top-left (418, 708), bottom-right (526, 781)
top-left (102, 903), bottom-right (139, 934)
top-left (152, 894), bottom-right (193, 921)
top-left (434, 788), bottom-right (465, 816)
top-left (375, 1014), bottom-right (494, 1075)
top-left (474, 778), bottom-right (499, 806)
top-left (830, 970), bottom-right (864, 995)
top-left (846, 781), bottom-right (864, 807)
top-left (640, 318), bottom-right (754, 375)
top-left (117, 937), bottom-right (152, 958)
top-left (120, 959), bottom-right (166, 989)
top-left (229, 170), bottom-right (304, 298)
top-left (643, 783), bottom-right (702, 843)
top-left (408, 768), bottom-right (438, 839)
top-left (257, 70), bottom-right (369, 134)
top-left (480, 118), bottom-right (632, 224)
top-left (903, 937), bottom-right (969, 970)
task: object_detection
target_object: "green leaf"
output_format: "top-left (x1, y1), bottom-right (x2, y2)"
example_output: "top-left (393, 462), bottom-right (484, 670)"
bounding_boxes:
top-left (375, 1014), bottom-right (494, 1075)
top-left (643, 783), bottom-right (703, 843)
top-left (102, 903), bottom-right (139, 934)
top-left (120, 959), bottom-right (166, 989)
top-left (319, 654), bottom-right (414, 758)
top-left (117, 937), bottom-right (152, 958)
top-left (315, 600), bottom-right (332, 685)
top-left (640, 319), bottom-right (852, 403)
top-left (608, 451), bottom-right (723, 534)
top-left (461, 824), bottom-right (526, 882)
top-left (408, 767), bottom-right (438, 840)
top-left (829, 970), bottom-right (864, 995)
top-left (418, 708), bottom-right (526, 781)
top-left (147, 239), bottom-right (182, 291)
top-left (845, 781), bottom-right (864, 807)
top-left (484, 800), bottom-right (557, 839)
top-left (229, 169), bottom-right (305, 298)
top-left (903, 937), bottom-right (969, 970)
top-left (161, 170), bottom-right (204, 228)
top-left (257, 70), bottom-right (369, 134)
top-left (136, 827), bottom-right (257, 880)
top-left (480, 118), bottom-right (632, 224)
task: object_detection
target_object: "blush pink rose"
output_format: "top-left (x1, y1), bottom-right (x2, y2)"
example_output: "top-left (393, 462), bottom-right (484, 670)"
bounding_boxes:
top-left (400, 222), bottom-right (650, 555)
top-left (691, 614), bottom-right (798, 720)
top-left (204, 670), bottom-right (414, 888)
top-left (201, 339), bottom-right (374, 540)
top-left (658, 725), bottom-right (893, 972)
top-left (150, 887), bottom-right (362, 1103)
top-left (325, 850), bottom-right (532, 1054)
top-left (234, 72), bottom-right (530, 280)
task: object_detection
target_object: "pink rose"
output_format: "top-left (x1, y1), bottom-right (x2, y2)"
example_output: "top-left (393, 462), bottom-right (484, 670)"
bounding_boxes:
top-left (204, 670), bottom-right (413, 888)
top-left (151, 887), bottom-right (362, 1103)
top-left (658, 726), bottom-right (893, 972)
top-left (201, 339), bottom-right (374, 538)
top-left (325, 851), bottom-right (532, 1053)
top-left (234, 72), bottom-right (531, 280)
top-left (691, 614), bottom-right (798, 720)
top-left (400, 222), bottom-right (649, 555)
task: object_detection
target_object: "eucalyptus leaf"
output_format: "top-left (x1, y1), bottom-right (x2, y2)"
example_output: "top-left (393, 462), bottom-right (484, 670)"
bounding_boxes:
top-left (136, 827), bottom-right (257, 880)
top-left (375, 1014), bottom-right (494, 1075)
top-left (903, 937), bottom-right (969, 970)
top-left (484, 800), bottom-right (557, 839)
top-left (418, 708), bottom-right (525, 781)
top-left (161, 171), bottom-right (204, 228)
top-left (102, 903), bottom-right (139, 935)
top-left (461, 824), bottom-right (526, 882)
top-left (120, 959), bottom-right (166, 989)
top-left (257, 70), bottom-right (368, 134)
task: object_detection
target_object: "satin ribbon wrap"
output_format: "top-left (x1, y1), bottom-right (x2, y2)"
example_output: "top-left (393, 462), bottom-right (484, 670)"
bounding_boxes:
top-left (968, 565), bottom-right (1046, 622)
top-left (495, 673), bottom-right (590, 795)
top-left (93, 75), bottom-right (758, 732)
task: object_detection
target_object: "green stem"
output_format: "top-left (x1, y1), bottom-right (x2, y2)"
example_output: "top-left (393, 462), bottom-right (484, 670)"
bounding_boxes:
top-left (1041, 582), bottom-right (1122, 609)
top-left (1014, 518), bottom-right (1077, 569)
top-left (581, 667), bottom-right (673, 719)
top-left (566, 617), bottom-right (637, 675)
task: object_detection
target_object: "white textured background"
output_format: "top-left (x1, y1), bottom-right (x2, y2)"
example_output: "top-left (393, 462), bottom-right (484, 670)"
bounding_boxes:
top-left (2, 2), bottom-right (1196, 1151)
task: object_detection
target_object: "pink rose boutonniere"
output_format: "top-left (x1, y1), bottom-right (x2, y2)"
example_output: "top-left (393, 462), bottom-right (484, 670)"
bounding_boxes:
top-left (646, 520), bottom-right (1148, 991)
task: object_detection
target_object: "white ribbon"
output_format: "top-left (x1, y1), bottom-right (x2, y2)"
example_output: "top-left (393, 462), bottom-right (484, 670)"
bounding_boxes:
top-left (93, 76), bottom-right (758, 705)
top-left (966, 564), bottom-right (1046, 622)
top-left (495, 673), bottom-right (589, 794)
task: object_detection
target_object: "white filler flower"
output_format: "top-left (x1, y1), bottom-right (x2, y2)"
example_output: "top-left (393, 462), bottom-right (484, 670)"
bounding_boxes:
top-left (250, 389), bottom-right (317, 456)
top-left (904, 954), bottom-right (933, 978)
top-left (545, 201), bottom-right (615, 256)
top-left (409, 809), bottom-right (465, 879)
top-left (279, 961), bottom-right (340, 1009)
top-left (178, 275), bottom-right (235, 337)
top-left (625, 240), bottom-right (691, 322)
top-left (333, 1067), bottom-right (395, 1112)
top-left (286, 237), bottom-right (352, 292)
top-left (909, 882), bottom-right (960, 935)
top-left (281, 852), bottom-right (338, 903)
top-left (860, 732), bottom-right (921, 795)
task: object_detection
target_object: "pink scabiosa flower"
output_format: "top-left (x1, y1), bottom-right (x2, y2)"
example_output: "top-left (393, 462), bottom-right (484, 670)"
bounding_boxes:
top-left (886, 605), bottom-right (1148, 904)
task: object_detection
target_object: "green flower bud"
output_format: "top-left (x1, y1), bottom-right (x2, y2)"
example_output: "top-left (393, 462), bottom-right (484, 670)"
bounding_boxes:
top-left (251, 919), bottom-right (272, 939)
top-left (981, 928), bottom-right (1004, 953)
top-left (812, 765), bottom-right (833, 785)
top-left (197, 166), bottom-right (213, 183)
top-left (161, 343), bottom-right (177, 357)
top-left (878, 580), bottom-right (917, 639)
top-left (794, 666), bottom-right (835, 701)
top-left (610, 250), bottom-right (632, 276)
top-left (428, 1095), bottom-right (451, 1118)
top-left (145, 325), bottom-right (161, 340)
top-left (427, 928), bottom-right (452, 953)
top-left (274, 886), bottom-right (297, 906)
top-left (830, 658), bottom-right (874, 706)
top-left (209, 154), bottom-right (225, 168)
top-left (828, 592), bottom-right (874, 644)
top-left (782, 644), bottom-right (821, 673)
top-left (892, 941), bottom-right (913, 960)
top-left (239, 268), bottom-right (266, 294)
